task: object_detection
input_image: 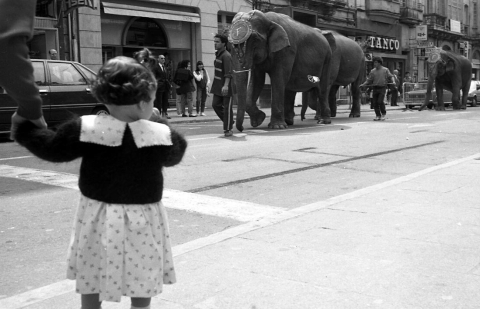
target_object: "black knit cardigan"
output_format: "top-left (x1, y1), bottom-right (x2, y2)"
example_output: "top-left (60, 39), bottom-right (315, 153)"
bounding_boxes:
top-left (15, 117), bottom-right (187, 204)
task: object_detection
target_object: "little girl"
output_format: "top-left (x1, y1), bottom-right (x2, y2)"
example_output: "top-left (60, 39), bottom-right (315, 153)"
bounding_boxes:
top-left (15, 56), bottom-right (187, 309)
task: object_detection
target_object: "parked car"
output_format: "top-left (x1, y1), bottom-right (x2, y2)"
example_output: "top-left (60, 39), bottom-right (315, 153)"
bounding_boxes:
top-left (467, 80), bottom-right (480, 106)
top-left (0, 59), bottom-right (107, 138)
top-left (403, 81), bottom-right (478, 109)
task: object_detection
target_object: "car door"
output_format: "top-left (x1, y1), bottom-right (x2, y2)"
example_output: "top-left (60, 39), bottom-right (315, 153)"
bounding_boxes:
top-left (0, 60), bottom-right (50, 134)
top-left (47, 61), bottom-right (96, 124)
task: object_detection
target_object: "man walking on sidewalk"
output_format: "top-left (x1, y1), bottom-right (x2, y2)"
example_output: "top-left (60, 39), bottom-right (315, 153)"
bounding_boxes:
top-left (211, 34), bottom-right (234, 137)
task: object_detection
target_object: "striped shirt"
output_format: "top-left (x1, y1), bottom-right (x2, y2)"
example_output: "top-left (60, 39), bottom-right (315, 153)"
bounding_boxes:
top-left (210, 48), bottom-right (232, 97)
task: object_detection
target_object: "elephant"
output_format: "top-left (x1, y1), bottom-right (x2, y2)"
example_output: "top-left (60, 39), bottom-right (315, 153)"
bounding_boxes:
top-left (419, 48), bottom-right (472, 111)
top-left (228, 10), bottom-right (332, 131)
top-left (300, 31), bottom-right (366, 120)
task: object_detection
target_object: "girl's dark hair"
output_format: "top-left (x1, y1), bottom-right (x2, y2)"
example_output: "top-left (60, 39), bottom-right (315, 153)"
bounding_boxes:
top-left (177, 59), bottom-right (190, 69)
top-left (133, 48), bottom-right (158, 68)
top-left (92, 56), bottom-right (157, 106)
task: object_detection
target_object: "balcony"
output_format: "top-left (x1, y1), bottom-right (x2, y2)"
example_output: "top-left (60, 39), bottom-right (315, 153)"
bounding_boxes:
top-left (423, 13), bottom-right (464, 41)
top-left (399, 0), bottom-right (423, 25)
top-left (365, 0), bottom-right (400, 24)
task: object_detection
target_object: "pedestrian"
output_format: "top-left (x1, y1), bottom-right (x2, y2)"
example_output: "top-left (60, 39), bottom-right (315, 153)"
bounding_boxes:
top-left (404, 71), bottom-right (412, 83)
top-left (174, 60), bottom-right (196, 117)
top-left (14, 56), bottom-right (187, 309)
top-left (0, 0), bottom-right (48, 140)
top-left (360, 56), bottom-right (394, 121)
top-left (48, 48), bottom-right (58, 60)
top-left (390, 69), bottom-right (401, 106)
top-left (193, 60), bottom-right (210, 116)
top-left (155, 54), bottom-right (172, 119)
top-left (211, 33), bottom-right (234, 137)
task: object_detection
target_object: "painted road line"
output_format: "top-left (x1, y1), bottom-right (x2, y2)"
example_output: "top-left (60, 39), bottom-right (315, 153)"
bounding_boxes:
top-left (0, 165), bottom-right (286, 222)
top-left (0, 156), bottom-right (33, 161)
top-left (3, 153), bottom-right (480, 309)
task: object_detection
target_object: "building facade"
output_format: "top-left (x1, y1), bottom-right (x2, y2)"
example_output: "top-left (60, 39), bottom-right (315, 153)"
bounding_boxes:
top-left (29, 0), bottom-right (480, 108)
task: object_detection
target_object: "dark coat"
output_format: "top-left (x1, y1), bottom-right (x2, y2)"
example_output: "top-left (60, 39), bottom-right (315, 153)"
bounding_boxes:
top-left (174, 68), bottom-right (195, 94)
top-left (152, 64), bottom-right (171, 92)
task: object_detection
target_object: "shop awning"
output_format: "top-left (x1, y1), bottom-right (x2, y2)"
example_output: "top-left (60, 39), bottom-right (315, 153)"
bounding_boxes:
top-left (102, 1), bottom-right (200, 23)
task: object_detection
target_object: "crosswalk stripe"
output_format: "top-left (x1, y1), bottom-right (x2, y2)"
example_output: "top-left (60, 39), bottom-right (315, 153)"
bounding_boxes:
top-left (0, 165), bottom-right (286, 222)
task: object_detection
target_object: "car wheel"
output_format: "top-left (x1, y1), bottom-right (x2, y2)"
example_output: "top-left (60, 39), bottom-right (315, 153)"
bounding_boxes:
top-left (93, 106), bottom-right (109, 116)
top-left (472, 97), bottom-right (477, 107)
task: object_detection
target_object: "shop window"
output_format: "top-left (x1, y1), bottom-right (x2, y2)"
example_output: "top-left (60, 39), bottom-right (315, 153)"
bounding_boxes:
top-left (125, 18), bottom-right (167, 47)
top-left (36, 0), bottom-right (56, 18)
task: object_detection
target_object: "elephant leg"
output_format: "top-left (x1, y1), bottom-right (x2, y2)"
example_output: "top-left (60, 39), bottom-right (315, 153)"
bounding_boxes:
top-left (329, 85), bottom-right (340, 117)
top-left (247, 70), bottom-right (267, 127)
top-left (435, 86), bottom-right (446, 111)
top-left (349, 81), bottom-right (362, 118)
top-left (284, 90), bottom-right (296, 125)
top-left (301, 91), bottom-right (309, 121)
top-left (460, 83), bottom-right (470, 109)
top-left (268, 75), bottom-right (288, 129)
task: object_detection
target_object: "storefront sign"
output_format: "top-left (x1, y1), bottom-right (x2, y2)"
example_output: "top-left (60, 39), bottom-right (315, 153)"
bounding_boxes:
top-left (367, 36), bottom-right (400, 51)
top-left (64, 0), bottom-right (97, 15)
top-left (450, 19), bottom-right (461, 33)
top-left (416, 25), bottom-right (427, 41)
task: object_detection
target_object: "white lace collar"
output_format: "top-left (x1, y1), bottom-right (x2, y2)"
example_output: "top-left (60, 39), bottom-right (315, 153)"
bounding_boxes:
top-left (80, 115), bottom-right (172, 148)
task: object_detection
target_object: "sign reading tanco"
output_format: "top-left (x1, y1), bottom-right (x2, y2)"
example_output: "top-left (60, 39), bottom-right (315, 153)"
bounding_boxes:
top-left (367, 36), bottom-right (400, 51)
top-left (64, 0), bottom-right (97, 15)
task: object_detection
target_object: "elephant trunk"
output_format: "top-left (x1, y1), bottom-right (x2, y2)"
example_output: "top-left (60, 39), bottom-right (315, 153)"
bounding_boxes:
top-left (233, 70), bottom-right (248, 132)
top-left (420, 62), bottom-right (437, 111)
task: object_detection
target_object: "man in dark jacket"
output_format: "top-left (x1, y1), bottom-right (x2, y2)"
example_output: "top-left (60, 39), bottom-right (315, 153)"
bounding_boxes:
top-left (211, 34), bottom-right (233, 137)
top-left (0, 0), bottom-right (47, 140)
top-left (155, 54), bottom-right (171, 119)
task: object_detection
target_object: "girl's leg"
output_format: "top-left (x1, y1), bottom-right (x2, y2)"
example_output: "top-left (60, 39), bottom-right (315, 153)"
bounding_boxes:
top-left (196, 89), bottom-right (202, 114)
top-left (131, 297), bottom-right (151, 309)
top-left (201, 87), bottom-right (207, 113)
top-left (81, 294), bottom-right (102, 309)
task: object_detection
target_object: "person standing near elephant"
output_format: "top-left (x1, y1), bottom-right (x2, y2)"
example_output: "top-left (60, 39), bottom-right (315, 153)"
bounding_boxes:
top-left (390, 69), bottom-right (401, 106)
top-left (193, 61), bottom-right (210, 116)
top-left (360, 56), bottom-right (394, 121)
top-left (211, 34), bottom-right (233, 137)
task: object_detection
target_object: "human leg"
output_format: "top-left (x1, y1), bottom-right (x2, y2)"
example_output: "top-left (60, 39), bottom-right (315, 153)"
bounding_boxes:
top-left (372, 89), bottom-right (381, 119)
top-left (222, 96), bottom-right (233, 132)
top-left (201, 88), bottom-right (207, 114)
top-left (378, 88), bottom-right (387, 117)
top-left (160, 91), bottom-right (170, 117)
top-left (131, 297), bottom-right (151, 309)
top-left (391, 89), bottom-right (398, 106)
top-left (180, 94), bottom-right (187, 116)
top-left (81, 294), bottom-right (101, 309)
top-left (187, 92), bottom-right (195, 116)
top-left (196, 89), bottom-right (202, 114)
top-left (212, 94), bottom-right (224, 121)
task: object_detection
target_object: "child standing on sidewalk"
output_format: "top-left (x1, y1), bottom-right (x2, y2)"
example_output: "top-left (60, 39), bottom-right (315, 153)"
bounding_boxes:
top-left (14, 56), bottom-right (188, 309)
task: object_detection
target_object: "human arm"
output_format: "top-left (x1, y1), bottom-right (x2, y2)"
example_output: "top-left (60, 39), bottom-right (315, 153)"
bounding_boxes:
top-left (0, 0), bottom-right (47, 139)
top-left (193, 70), bottom-right (202, 81)
top-left (222, 54), bottom-right (232, 96)
top-left (14, 118), bottom-right (84, 163)
top-left (205, 69), bottom-right (211, 88)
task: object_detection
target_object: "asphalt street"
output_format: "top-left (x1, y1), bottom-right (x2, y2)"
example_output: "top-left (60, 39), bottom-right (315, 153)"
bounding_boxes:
top-left (1, 103), bottom-right (480, 308)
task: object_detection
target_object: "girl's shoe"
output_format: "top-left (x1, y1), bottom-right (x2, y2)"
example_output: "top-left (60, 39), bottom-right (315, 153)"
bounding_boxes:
top-left (182, 114), bottom-right (188, 117)
top-left (189, 114), bottom-right (197, 117)
top-left (200, 112), bottom-right (206, 116)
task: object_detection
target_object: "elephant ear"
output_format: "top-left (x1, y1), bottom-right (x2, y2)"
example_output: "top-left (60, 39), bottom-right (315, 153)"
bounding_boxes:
top-left (268, 21), bottom-right (290, 53)
top-left (441, 53), bottom-right (456, 73)
top-left (322, 31), bottom-right (337, 54)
